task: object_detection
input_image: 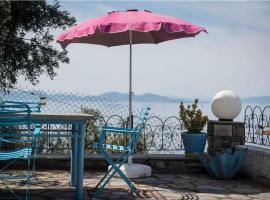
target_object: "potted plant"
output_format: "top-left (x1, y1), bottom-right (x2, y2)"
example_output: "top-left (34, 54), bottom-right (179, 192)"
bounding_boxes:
top-left (179, 99), bottom-right (208, 157)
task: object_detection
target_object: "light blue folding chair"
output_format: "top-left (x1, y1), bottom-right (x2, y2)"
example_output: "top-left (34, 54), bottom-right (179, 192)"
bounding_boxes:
top-left (93, 107), bottom-right (150, 197)
top-left (3, 101), bottom-right (42, 171)
top-left (0, 102), bottom-right (39, 199)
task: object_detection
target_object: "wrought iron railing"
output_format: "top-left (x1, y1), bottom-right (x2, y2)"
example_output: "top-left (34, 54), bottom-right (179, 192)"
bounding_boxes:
top-left (244, 105), bottom-right (270, 146)
top-left (36, 105), bottom-right (270, 154)
top-left (1, 88), bottom-right (270, 153)
top-left (35, 115), bottom-right (185, 154)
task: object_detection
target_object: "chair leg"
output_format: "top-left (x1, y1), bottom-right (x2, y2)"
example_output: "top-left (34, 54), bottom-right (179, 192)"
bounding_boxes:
top-left (103, 159), bottom-right (138, 195)
top-left (111, 165), bottom-right (137, 194)
top-left (1, 179), bottom-right (22, 200)
top-left (95, 150), bottom-right (127, 196)
top-left (26, 175), bottom-right (31, 200)
top-left (95, 150), bottom-right (138, 197)
top-left (26, 151), bottom-right (32, 200)
top-left (0, 159), bottom-right (16, 172)
top-left (106, 155), bottom-right (137, 192)
top-left (95, 151), bottom-right (127, 189)
top-left (95, 162), bottom-right (114, 189)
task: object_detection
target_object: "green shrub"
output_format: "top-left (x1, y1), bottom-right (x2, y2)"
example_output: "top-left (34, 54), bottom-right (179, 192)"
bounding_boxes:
top-left (179, 99), bottom-right (208, 133)
top-left (81, 107), bottom-right (102, 153)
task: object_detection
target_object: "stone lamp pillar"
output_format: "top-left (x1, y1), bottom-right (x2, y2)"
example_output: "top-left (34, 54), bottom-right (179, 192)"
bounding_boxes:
top-left (207, 90), bottom-right (245, 156)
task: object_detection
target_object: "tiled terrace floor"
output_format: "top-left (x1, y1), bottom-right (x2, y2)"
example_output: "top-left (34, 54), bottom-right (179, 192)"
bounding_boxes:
top-left (1, 170), bottom-right (270, 200)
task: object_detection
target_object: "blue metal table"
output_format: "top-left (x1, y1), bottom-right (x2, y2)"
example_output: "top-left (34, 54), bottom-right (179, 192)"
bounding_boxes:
top-left (31, 113), bottom-right (93, 200)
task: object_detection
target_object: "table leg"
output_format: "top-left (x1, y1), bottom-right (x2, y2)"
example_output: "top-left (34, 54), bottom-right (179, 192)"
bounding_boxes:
top-left (70, 124), bottom-right (78, 187)
top-left (76, 123), bottom-right (85, 200)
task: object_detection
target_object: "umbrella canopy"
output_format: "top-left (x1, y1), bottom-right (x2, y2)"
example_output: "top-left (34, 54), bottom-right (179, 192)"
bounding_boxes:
top-left (57, 9), bottom-right (207, 127)
top-left (58, 9), bottom-right (206, 48)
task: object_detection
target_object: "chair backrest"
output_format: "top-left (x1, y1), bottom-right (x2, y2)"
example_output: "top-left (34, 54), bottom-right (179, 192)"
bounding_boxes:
top-left (129, 107), bottom-right (150, 152)
top-left (3, 101), bottom-right (41, 112)
top-left (1, 101), bottom-right (42, 140)
top-left (0, 103), bottom-right (31, 127)
top-left (134, 107), bottom-right (150, 133)
top-left (0, 103), bottom-right (32, 150)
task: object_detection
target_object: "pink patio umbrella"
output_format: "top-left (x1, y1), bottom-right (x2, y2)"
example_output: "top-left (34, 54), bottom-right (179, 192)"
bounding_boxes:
top-left (57, 9), bottom-right (207, 126)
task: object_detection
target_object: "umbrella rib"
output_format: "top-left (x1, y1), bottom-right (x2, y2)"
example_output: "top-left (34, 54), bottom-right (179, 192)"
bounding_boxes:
top-left (149, 31), bottom-right (158, 44)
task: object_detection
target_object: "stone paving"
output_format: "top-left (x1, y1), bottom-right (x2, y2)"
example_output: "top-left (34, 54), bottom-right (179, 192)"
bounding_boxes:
top-left (0, 170), bottom-right (270, 199)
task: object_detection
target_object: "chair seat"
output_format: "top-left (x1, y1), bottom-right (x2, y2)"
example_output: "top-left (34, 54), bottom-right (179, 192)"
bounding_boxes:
top-left (93, 142), bottom-right (131, 152)
top-left (0, 148), bottom-right (32, 161)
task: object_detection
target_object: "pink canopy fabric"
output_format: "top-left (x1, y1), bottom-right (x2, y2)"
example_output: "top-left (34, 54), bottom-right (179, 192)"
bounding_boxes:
top-left (57, 9), bottom-right (206, 48)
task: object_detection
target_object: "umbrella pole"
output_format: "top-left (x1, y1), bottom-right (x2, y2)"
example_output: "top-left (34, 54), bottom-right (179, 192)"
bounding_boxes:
top-left (128, 30), bottom-right (133, 128)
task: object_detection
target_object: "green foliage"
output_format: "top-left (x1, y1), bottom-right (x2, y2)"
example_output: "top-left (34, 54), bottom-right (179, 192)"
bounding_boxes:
top-left (136, 133), bottom-right (146, 153)
top-left (0, 1), bottom-right (11, 48)
top-left (0, 0), bottom-right (76, 91)
top-left (81, 107), bottom-right (102, 153)
top-left (179, 99), bottom-right (208, 133)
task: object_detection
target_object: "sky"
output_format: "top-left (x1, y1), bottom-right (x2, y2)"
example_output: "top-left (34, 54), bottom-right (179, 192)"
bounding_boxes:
top-left (19, 0), bottom-right (270, 99)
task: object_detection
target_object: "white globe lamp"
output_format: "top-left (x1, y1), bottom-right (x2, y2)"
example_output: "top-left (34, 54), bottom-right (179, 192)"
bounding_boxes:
top-left (211, 90), bottom-right (242, 121)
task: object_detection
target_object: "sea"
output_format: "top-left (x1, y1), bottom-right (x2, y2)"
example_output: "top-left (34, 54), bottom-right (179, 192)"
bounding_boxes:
top-left (127, 102), bottom-right (269, 122)
top-left (39, 97), bottom-right (268, 122)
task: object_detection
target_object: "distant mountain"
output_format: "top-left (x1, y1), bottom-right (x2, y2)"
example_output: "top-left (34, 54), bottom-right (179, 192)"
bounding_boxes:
top-left (134, 93), bottom-right (178, 103)
top-left (241, 96), bottom-right (270, 104)
top-left (99, 92), bottom-right (193, 103)
top-left (99, 92), bottom-right (270, 104)
top-left (99, 92), bottom-right (128, 101)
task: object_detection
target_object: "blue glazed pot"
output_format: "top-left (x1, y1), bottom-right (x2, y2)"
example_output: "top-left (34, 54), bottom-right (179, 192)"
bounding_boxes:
top-left (181, 132), bottom-right (207, 154)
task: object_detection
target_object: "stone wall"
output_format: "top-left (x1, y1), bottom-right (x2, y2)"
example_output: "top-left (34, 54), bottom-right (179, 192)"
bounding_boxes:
top-left (0, 154), bottom-right (203, 173)
top-left (37, 154), bottom-right (203, 172)
top-left (237, 145), bottom-right (270, 186)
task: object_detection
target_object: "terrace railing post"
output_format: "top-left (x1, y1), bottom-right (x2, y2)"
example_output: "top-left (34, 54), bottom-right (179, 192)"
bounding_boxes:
top-left (161, 123), bottom-right (164, 150)
top-left (252, 111), bottom-right (255, 144)
top-left (143, 129), bottom-right (146, 152)
top-left (261, 112), bottom-right (264, 145)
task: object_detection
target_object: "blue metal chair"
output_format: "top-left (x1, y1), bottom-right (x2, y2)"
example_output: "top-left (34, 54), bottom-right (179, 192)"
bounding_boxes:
top-left (93, 107), bottom-right (150, 197)
top-left (0, 102), bottom-right (40, 199)
top-left (2, 101), bottom-right (42, 167)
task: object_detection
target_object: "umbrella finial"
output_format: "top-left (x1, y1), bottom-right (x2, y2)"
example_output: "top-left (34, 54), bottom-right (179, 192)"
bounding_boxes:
top-left (127, 9), bottom-right (138, 12)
